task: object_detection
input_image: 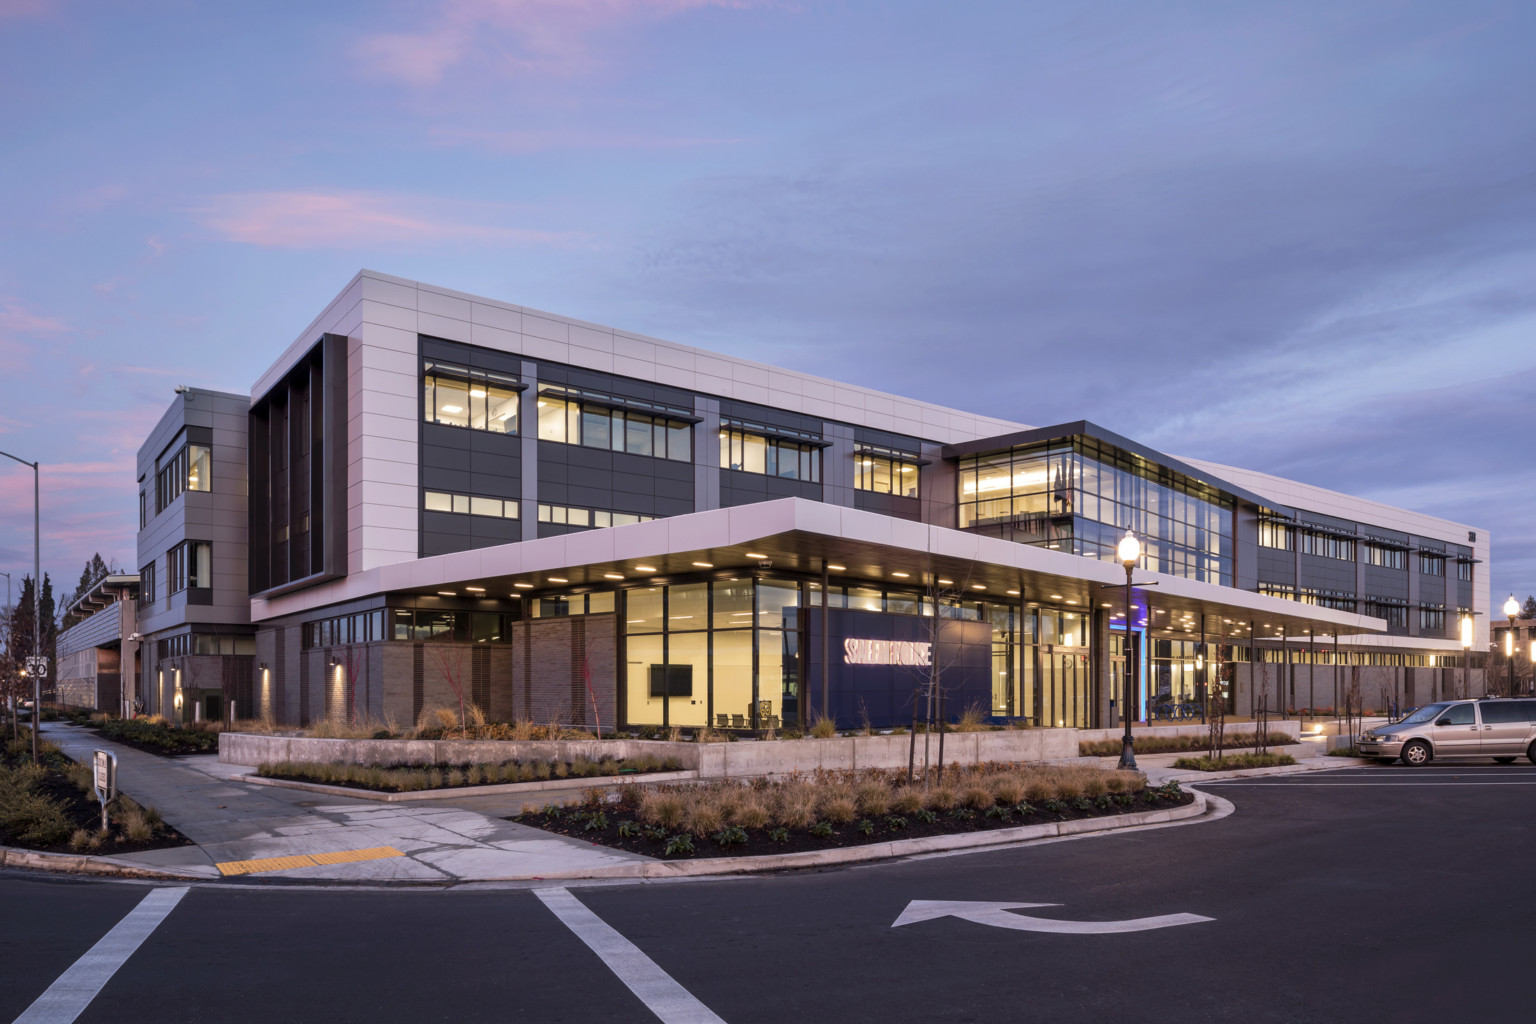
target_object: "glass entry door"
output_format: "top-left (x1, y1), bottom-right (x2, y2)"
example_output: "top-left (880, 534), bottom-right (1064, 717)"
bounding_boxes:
top-left (1040, 647), bottom-right (1093, 729)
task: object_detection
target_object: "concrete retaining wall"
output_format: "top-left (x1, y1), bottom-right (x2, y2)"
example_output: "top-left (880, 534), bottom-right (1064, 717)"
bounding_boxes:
top-left (219, 732), bottom-right (702, 770)
top-left (1075, 719), bottom-right (1302, 747)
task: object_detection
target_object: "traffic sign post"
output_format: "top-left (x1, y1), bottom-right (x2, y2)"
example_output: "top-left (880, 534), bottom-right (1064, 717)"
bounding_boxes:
top-left (92, 749), bottom-right (117, 832)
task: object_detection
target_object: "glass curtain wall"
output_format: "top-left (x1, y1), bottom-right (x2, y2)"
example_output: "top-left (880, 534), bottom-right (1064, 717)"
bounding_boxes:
top-left (957, 437), bottom-right (1235, 584)
top-left (624, 579), bottom-right (802, 730)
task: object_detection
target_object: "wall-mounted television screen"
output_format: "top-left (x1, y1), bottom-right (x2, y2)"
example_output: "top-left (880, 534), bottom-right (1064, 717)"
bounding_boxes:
top-left (648, 664), bottom-right (693, 698)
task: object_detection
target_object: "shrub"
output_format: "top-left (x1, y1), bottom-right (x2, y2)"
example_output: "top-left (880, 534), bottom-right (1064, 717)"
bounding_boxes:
top-left (639, 791), bottom-right (686, 830)
top-left (685, 800), bottom-right (723, 837)
top-left (712, 825), bottom-right (748, 847)
top-left (960, 784), bottom-right (995, 811)
top-left (855, 782), bottom-right (890, 817)
top-left (664, 833), bottom-right (695, 856)
top-left (809, 821), bottom-right (835, 839)
top-left (890, 787), bottom-right (924, 815)
top-left (809, 715), bottom-right (837, 739)
top-left (767, 826), bottom-right (790, 843)
top-left (820, 795), bottom-right (857, 824)
top-left (990, 775), bottom-right (1026, 806)
top-left (924, 786), bottom-right (959, 812)
top-left (1171, 753), bottom-right (1296, 772)
top-left (773, 785), bottom-right (818, 830)
top-left (734, 795), bottom-right (770, 830)
top-left (953, 703), bottom-right (987, 732)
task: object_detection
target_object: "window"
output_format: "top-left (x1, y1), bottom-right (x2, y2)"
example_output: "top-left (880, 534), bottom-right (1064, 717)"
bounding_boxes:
top-left (530, 593), bottom-right (616, 618)
top-left (1364, 543), bottom-right (1406, 569)
top-left (168, 541), bottom-right (211, 594)
top-left (719, 426), bottom-right (822, 482)
top-left (1300, 530), bottom-right (1355, 561)
top-left (155, 443), bottom-right (211, 512)
top-left (1258, 520), bottom-right (1294, 550)
top-left (302, 610), bottom-right (387, 648)
top-left (138, 562), bottom-right (156, 608)
top-left (537, 503), bottom-right (657, 529)
top-left (1297, 587), bottom-right (1356, 611)
top-left (536, 387), bottom-right (692, 460)
top-left (1439, 703), bottom-right (1474, 726)
top-left (1258, 582), bottom-right (1294, 600)
top-left (1479, 701), bottom-right (1533, 725)
top-left (1420, 605), bottom-right (1445, 632)
top-left (855, 448), bottom-right (919, 497)
top-left (1419, 552), bottom-right (1445, 576)
top-left (138, 490), bottom-right (147, 530)
top-left (1365, 596), bottom-right (1408, 627)
top-left (1457, 560), bottom-right (1474, 582)
top-left (423, 491), bottom-right (519, 519)
top-left (422, 362), bottom-right (521, 433)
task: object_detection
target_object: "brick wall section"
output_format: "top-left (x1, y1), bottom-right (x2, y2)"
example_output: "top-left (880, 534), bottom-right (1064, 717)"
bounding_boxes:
top-left (511, 614), bottom-right (618, 729)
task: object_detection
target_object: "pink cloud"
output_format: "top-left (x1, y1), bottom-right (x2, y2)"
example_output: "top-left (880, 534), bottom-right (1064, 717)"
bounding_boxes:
top-left (353, 0), bottom-right (757, 85)
top-left (429, 126), bottom-right (746, 154)
top-left (0, 299), bottom-right (66, 336)
top-left (0, 0), bottom-right (55, 21)
top-left (193, 189), bottom-right (585, 250)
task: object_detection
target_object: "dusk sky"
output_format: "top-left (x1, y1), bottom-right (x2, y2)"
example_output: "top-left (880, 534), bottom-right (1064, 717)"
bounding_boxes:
top-left (1, 0), bottom-right (1532, 607)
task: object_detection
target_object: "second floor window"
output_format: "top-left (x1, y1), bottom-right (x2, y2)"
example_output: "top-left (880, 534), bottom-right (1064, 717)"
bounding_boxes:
top-left (1300, 530), bottom-right (1355, 561)
top-left (720, 427), bottom-right (821, 482)
top-left (1258, 520), bottom-right (1294, 550)
top-left (855, 450), bottom-right (919, 497)
top-left (138, 562), bottom-right (156, 607)
top-left (1420, 606), bottom-right (1446, 632)
top-left (538, 389), bottom-right (692, 461)
top-left (1419, 553), bottom-right (1445, 576)
top-left (423, 362), bottom-right (521, 433)
top-left (155, 444), bottom-right (210, 512)
top-left (1364, 543), bottom-right (1406, 569)
top-left (168, 541), bottom-right (211, 594)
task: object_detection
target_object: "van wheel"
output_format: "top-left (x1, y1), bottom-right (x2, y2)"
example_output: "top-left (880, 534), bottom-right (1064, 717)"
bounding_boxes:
top-left (1401, 740), bottom-right (1432, 766)
top-left (1493, 757), bottom-right (1516, 764)
top-left (1528, 741), bottom-right (1536, 766)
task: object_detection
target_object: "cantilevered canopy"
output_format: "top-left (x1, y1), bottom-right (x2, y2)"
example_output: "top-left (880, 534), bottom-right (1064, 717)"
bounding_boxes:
top-left (256, 498), bottom-right (1385, 643)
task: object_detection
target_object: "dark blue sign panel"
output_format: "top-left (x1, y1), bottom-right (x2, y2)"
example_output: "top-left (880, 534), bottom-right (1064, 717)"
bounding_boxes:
top-left (802, 608), bottom-right (994, 729)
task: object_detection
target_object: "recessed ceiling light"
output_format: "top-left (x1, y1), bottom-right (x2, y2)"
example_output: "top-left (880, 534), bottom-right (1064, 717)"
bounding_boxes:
top-left (548, 577), bottom-right (568, 583)
top-left (1065, 599), bottom-right (1079, 605)
top-left (634, 565), bottom-right (657, 572)
top-left (828, 564), bottom-right (846, 571)
top-left (746, 552), bottom-right (767, 559)
top-left (971, 584), bottom-right (986, 591)
top-left (692, 561), bottom-right (713, 568)
top-left (938, 579), bottom-right (954, 585)
top-left (1101, 602), bottom-right (1111, 607)
top-left (1006, 589), bottom-right (1020, 596)
top-left (891, 571), bottom-right (909, 578)
top-left (1050, 594), bottom-right (1063, 600)
top-left (513, 583), bottom-right (533, 590)
top-left (437, 591), bottom-right (456, 596)
top-left (465, 586), bottom-right (485, 592)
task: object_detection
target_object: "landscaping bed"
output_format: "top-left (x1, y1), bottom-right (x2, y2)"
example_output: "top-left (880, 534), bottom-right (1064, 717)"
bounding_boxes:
top-left (94, 718), bottom-right (220, 756)
top-left (1079, 731), bottom-right (1294, 757)
top-left (257, 753), bottom-right (687, 793)
top-left (0, 731), bottom-right (192, 855)
top-left (514, 764), bottom-right (1191, 859)
top-left (1172, 752), bottom-right (1297, 771)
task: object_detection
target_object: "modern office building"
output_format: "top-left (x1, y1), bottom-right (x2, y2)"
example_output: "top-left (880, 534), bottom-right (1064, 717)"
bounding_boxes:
top-left (54, 573), bottom-right (139, 715)
top-left (134, 388), bottom-right (255, 723)
top-left (147, 270), bottom-right (1493, 731)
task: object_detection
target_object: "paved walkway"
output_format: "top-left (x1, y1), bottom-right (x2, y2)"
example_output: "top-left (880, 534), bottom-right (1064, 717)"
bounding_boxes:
top-left (38, 723), bottom-right (648, 884)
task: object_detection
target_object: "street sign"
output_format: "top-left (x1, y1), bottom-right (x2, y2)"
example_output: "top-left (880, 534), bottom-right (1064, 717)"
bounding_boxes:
top-left (892, 900), bottom-right (1213, 934)
top-left (25, 655), bottom-right (48, 675)
top-left (92, 749), bottom-right (117, 831)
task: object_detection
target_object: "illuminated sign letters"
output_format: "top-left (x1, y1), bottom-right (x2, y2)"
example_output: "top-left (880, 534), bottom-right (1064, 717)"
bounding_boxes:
top-left (843, 638), bottom-right (932, 667)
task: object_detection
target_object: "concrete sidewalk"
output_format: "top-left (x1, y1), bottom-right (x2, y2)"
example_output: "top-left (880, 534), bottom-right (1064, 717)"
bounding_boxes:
top-left (37, 722), bottom-right (648, 884)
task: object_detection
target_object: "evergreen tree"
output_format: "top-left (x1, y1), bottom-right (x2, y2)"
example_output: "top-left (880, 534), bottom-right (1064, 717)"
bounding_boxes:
top-left (5, 574), bottom-right (57, 697)
top-left (59, 553), bottom-right (116, 631)
top-left (1523, 595), bottom-right (1536, 621)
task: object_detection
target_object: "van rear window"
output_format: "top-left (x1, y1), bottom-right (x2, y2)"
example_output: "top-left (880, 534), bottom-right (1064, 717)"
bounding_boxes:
top-left (1478, 701), bottom-right (1533, 724)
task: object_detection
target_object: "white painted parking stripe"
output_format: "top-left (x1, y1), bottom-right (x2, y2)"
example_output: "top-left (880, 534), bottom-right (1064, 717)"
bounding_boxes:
top-left (534, 887), bottom-right (727, 1024)
top-left (1203, 781), bottom-right (1536, 786)
top-left (12, 886), bottom-right (189, 1024)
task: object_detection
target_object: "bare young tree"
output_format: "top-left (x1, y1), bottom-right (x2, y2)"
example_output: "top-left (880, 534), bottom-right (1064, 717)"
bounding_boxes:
top-left (426, 643), bottom-right (469, 735)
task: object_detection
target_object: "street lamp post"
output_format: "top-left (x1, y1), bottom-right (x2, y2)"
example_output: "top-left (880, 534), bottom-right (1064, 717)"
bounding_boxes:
top-left (1117, 530), bottom-right (1142, 771)
top-left (0, 450), bottom-right (40, 763)
top-left (1504, 595), bottom-right (1520, 698)
top-left (1459, 614), bottom-right (1473, 699)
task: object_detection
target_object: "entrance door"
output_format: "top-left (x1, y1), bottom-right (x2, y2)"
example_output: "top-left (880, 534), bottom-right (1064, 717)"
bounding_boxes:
top-left (1041, 648), bottom-right (1093, 729)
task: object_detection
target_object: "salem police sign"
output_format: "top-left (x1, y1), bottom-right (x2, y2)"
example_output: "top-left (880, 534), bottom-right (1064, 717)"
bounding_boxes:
top-left (843, 638), bottom-right (932, 667)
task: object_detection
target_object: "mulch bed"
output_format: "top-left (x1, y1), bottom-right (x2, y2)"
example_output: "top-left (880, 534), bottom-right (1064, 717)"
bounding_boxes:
top-left (1, 761), bottom-right (194, 856)
top-left (85, 721), bottom-right (219, 758)
top-left (513, 787), bottom-right (1194, 859)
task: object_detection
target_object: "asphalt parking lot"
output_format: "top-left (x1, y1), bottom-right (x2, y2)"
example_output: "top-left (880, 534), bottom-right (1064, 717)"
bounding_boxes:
top-left (4, 762), bottom-right (1534, 1023)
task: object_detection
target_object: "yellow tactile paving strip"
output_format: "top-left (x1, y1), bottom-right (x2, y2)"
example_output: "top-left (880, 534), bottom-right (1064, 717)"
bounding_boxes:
top-left (217, 846), bottom-right (405, 876)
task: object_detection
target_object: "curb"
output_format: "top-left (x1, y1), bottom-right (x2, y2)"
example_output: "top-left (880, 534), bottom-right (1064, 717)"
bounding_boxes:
top-left (486, 791), bottom-right (1211, 881)
top-left (239, 769), bottom-right (700, 803)
top-left (1155, 757), bottom-right (1368, 784)
top-left (0, 845), bottom-right (210, 882)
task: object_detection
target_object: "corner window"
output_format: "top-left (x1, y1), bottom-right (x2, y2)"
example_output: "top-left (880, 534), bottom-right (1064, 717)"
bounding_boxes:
top-left (155, 443), bottom-right (211, 512)
top-left (423, 362), bottom-right (521, 434)
top-left (168, 541), bottom-right (211, 594)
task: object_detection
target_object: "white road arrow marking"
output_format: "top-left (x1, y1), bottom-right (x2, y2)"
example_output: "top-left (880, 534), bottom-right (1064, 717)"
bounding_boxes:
top-left (892, 900), bottom-right (1213, 934)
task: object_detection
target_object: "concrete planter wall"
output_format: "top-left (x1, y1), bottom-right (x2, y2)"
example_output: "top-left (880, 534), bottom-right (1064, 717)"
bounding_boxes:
top-left (1075, 719), bottom-right (1301, 747)
top-left (221, 728), bottom-right (1079, 778)
top-left (221, 720), bottom-right (1286, 779)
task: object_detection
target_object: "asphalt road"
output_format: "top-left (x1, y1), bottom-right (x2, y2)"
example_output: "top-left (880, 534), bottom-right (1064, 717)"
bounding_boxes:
top-left (4, 762), bottom-right (1535, 1023)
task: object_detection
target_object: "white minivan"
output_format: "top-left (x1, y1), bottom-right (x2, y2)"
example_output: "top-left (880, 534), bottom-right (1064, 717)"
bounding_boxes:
top-left (1358, 698), bottom-right (1536, 766)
